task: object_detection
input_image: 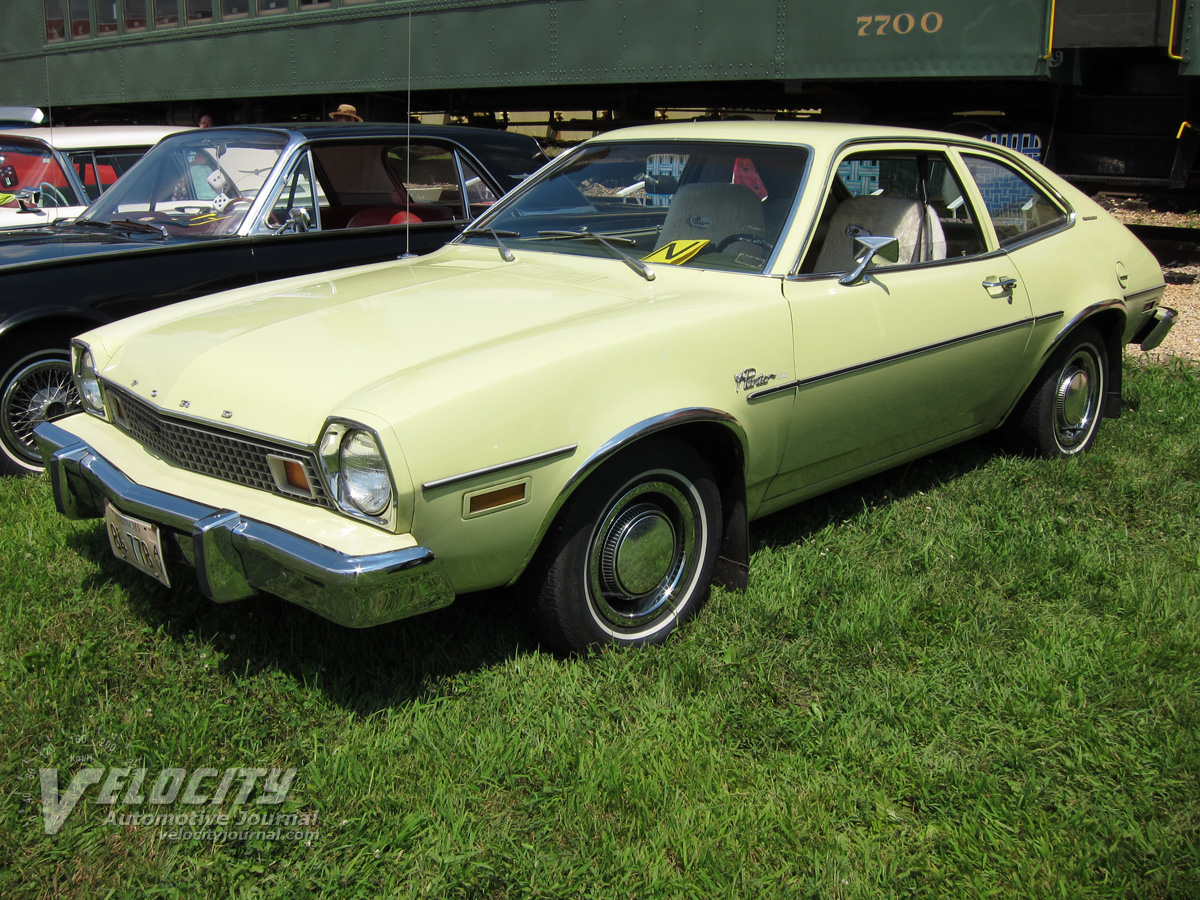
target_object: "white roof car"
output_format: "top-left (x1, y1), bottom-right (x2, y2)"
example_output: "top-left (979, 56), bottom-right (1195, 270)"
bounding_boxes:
top-left (0, 125), bottom-right (189, 227)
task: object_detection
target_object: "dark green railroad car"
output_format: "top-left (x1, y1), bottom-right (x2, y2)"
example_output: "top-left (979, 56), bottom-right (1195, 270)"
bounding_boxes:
top-left (2, 0), bottom-right (1200, 186)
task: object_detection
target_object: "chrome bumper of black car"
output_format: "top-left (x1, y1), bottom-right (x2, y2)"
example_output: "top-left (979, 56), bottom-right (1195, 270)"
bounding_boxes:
top-left (34, 421), bottom-right (455, 628)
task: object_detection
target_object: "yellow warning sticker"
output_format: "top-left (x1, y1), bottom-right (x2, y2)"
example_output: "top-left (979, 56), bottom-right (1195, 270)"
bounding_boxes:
top-left (642, 239), bottom-right (709, 265)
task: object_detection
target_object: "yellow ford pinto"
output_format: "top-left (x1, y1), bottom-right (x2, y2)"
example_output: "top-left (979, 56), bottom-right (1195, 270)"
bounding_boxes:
top-left (36, 122), bottom-right (1176, 653)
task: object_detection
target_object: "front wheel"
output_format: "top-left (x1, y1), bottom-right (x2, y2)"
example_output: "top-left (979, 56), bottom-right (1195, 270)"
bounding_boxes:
top-left (528, 439), bottom-right (723, 653)
top-left (0, 350), bottom-right (79, 474)
top-left (1005, 327), bottom-right (1108, 458)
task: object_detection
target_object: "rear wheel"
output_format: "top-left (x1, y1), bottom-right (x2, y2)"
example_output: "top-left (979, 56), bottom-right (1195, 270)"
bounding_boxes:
top-left (0, 349), bottom-right (79, 474)
top-left (1006, 327), bottom-right (1108, 458)
top-left (528, 439), bottom-right (722, 653)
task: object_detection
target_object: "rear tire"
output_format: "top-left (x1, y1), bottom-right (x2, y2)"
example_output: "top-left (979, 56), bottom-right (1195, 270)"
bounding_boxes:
top-left (0, 349), bottom-right (79, 475)
top-left (1005, 327), bottom-right (1108, 458)
top-left (528, 438), bottom-right (722, 653)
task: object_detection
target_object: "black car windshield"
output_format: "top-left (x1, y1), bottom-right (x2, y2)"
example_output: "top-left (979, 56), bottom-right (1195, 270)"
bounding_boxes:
top-left (78, 129), bottom-right (290, 236)
top-left (462, 140), bottom-right (810, 273)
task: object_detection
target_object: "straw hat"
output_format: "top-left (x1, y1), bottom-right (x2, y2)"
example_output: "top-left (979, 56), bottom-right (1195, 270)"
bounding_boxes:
top-left (329, 103), bottom-right (362, 122)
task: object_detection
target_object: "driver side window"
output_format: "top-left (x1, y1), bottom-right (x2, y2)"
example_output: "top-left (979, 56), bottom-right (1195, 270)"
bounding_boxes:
top-left (801, 150), bottom-right (985, 274)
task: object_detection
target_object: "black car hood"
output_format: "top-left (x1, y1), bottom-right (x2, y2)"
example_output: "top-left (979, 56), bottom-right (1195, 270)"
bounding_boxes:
top-left (0, 224), bottom-right (162, 269)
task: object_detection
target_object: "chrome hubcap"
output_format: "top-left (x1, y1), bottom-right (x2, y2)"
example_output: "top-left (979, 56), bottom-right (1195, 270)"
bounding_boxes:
top-left (1053, 347), bottom-right (1100, 450)
top-left (589, 479), bottom-right (698, 629)
top-left (600, 503), bottom-right (677, 596)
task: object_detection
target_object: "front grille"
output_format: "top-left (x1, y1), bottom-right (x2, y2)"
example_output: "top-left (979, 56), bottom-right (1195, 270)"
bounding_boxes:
top-left (108, 386), bottom-right (334, 509)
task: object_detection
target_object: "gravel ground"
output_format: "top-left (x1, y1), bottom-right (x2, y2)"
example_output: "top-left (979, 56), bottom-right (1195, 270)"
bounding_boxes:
top-left (1107, 208), bottom-right (1199, 364)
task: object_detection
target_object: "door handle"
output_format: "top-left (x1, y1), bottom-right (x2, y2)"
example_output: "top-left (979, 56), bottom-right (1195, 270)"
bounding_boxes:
top-left (982, 276), bottom-right (1018, 291)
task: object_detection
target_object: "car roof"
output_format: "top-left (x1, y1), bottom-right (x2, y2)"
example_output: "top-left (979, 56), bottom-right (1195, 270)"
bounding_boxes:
top-left (591, 119), bottom-right (1005, 154)
top-left (0, 124), bottom-right (192, 149)
top-left (190, 121), bottom-right (545, 152)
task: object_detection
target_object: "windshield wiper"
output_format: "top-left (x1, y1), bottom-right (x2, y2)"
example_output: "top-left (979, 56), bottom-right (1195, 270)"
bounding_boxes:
top-left (459, 227), bottom-right (519, 262)
top-left (536, 228), bottom-right (655, 282)
top-left (69, 217), bottom-right (168, 239)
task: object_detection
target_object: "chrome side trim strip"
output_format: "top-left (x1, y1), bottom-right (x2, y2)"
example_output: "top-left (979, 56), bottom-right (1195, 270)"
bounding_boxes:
top-left (1040, 299), bottom-right (1126, 361)
top-left (421, 444), bottom-right (578, 493)
top-left (748, 317), bottom-right (1039, 399)
top-left (1124, 283), bottom-right (1168, 305)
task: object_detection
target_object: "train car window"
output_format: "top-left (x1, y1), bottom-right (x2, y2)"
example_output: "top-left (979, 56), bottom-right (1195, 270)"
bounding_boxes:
top-left (961, 155), bottom-right (1067, 247)
top-left (124, 0), bottom-right (148, 32)
top-left (186, 0), bottom-right (213, 24)
top-left (154, 0), bottom-right (180, 27)
top-left (45, 0), bottom-right (66, 42)
top-left (800, 150), bottom-right (986, 275)
top-left (97, 0), bottom-right (118, 34)
top-left (69, 0), bottom-right (91, 37)
top-left (220, 0), bottom-right (250, 19)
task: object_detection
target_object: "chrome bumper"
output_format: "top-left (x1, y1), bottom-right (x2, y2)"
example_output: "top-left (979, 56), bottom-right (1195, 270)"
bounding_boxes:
top-left (1137, 305), bottom-right (1178, 352)
top-left (34, 420), bottom-right (455, 628)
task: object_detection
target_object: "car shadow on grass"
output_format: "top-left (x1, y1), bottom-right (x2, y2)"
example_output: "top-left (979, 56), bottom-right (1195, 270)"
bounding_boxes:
top-left (65, 434), bottom-right (1006, 714)
top-left (69, 523), bottom-right (539, 715)
top-left (746, 435), bottom-right (1003, 553)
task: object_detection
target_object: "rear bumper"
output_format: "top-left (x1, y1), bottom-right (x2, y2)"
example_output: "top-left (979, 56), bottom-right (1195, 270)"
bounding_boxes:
top-left (34, 420), bottom-right (455, 628)
top-left (1135, 305), bottom-right (1178, 352)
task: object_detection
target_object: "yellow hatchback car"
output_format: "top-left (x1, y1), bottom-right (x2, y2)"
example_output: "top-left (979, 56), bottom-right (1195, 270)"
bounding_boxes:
top-left (36, 122), bottom-right (1176, 653)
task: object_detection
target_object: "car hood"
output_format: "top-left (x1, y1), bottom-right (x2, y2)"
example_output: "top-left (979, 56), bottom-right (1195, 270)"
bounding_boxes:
top-left (0, 223), bottom-right (152, 267)
top-left (92, 246), bottom-right (695, 443)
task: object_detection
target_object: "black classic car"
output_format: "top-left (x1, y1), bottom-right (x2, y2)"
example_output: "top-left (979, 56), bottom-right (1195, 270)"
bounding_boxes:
top-left (0, 122), bottom-right (547, 473)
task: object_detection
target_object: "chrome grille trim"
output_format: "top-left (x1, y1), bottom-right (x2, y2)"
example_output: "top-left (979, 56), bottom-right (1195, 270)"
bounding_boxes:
top-left (107, 386), bottom-right (333, 509)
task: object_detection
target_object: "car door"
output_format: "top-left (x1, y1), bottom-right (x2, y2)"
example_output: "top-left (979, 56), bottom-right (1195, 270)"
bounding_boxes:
top-left (766, 145), bottom-right (1035, 501)
top-left (245, 141), bottom-right (479, 283)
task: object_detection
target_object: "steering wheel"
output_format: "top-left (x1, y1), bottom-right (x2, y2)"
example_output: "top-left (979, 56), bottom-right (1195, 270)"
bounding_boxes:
top-left (37, 183), bottom-right (71, 208)
top-left (715, 232), bottom-right (775, 254)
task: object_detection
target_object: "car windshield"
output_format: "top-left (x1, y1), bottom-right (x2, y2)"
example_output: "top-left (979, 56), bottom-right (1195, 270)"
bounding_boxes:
top-left (78, 129), bottom-right (290, 236)
top-left (463, 140), bottom-right (810, 273)
top-left (0, 140), bottom-right (84, 208)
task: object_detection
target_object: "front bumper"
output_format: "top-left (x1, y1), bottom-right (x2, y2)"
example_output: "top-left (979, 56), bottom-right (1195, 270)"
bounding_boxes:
top-left (34, 420), bottom-right (455, 628)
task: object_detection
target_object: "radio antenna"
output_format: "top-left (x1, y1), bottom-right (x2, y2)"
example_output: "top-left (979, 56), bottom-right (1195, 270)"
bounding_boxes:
top-left (403, 8), bottom-right (413, 258)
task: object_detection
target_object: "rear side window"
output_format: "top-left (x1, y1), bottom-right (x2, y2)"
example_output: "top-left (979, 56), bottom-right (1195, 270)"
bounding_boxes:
top-left (961, 154), bottom-right (1067, 247)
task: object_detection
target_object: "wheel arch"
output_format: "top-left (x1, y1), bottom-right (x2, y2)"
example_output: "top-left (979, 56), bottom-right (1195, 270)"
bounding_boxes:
top-left (518, 408), bottom-right (751, 592)
top-left (1038, 301), bottom-right (1127, 419)
top-left (0, 312), bottom-right (108, 370)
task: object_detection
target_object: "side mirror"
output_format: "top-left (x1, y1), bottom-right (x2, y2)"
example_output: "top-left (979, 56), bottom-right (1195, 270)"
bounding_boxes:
top-left (838, 234), bottom-right (900, 286)
top-left (279, 207), bottom-right (310, 234)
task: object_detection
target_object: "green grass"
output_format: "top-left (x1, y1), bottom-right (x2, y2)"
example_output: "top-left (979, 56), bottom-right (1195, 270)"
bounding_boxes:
top-left (1, 359), bottom-right (1198, 899)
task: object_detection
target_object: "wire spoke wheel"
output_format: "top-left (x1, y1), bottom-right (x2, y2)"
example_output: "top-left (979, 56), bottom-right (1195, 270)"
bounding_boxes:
top-left (1, 353), bottom-right (79, 469)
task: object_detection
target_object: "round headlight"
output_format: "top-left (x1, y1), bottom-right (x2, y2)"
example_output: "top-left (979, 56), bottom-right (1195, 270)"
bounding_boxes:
top-left (339, 429), bottom-right (392, 516)
top-left (77, 349), bottom-right (105, 415)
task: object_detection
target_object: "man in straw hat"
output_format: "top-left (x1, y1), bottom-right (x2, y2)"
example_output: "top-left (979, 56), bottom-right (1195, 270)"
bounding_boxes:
top-left (329, 103), bottom-right (363, 122)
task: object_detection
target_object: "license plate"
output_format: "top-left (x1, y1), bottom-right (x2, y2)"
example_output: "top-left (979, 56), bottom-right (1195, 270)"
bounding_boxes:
top-left (105, 502), bottom-right (171, 588)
